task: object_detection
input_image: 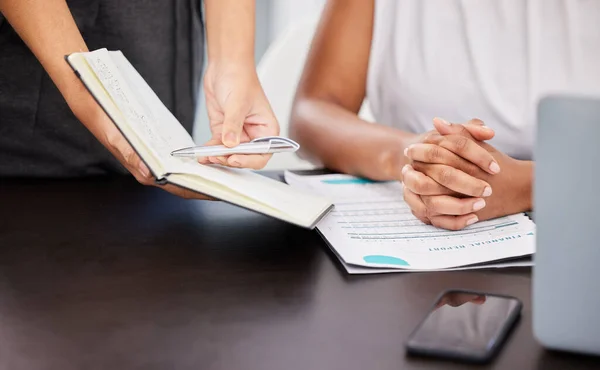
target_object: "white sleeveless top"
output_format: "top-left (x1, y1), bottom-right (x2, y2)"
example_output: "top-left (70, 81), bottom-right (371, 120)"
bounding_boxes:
top-left (367, 0), bottom-right (600, 160)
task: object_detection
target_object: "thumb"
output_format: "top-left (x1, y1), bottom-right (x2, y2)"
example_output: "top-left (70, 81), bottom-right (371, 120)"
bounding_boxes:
top-left (432, 117), bottom-right (495, 141)
top-left (221, 104), bottom-right (245, 148)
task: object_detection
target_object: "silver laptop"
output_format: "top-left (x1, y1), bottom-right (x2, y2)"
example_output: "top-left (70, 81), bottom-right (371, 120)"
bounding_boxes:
top-left (533, 95), bottom-right (600, 356)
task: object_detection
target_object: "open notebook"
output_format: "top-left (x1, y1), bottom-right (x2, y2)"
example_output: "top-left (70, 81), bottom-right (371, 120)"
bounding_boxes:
top-left (66, 49), bottom-right (332, 228)
top-left (285, 172), bottom-right (536, 273)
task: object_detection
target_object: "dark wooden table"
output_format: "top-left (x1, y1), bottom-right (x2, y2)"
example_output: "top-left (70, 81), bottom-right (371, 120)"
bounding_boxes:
top-left (0, 175), bottom-right (598, 370)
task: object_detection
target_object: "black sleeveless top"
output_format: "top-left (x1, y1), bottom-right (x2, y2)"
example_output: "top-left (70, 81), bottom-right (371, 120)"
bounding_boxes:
top-left (0, 0), bottom-right (203, 177)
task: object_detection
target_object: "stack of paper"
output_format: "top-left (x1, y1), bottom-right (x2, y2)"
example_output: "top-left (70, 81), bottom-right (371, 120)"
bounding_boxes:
top-left (285, 172), bottom-right (535, 274)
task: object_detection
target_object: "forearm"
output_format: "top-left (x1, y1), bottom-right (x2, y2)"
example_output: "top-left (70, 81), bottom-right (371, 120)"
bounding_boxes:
top-left (204, 0), bottom-right (255, 65)
top-left (291, 98), bottom-right (416, 181)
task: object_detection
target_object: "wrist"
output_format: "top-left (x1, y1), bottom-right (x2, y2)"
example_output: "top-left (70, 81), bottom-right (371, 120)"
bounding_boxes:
top-left (206, 59), bottom-right (256, 74)
top-left (205, 0), bottom-right (255, 65)
top-left (378, 134), bottom-right (414, 181)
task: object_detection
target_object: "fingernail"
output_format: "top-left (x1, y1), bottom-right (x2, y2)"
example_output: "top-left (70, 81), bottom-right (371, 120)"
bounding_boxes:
top-left (479, 125), bottom-right (494, 133)
top-left (473, 199), bottom-right (486, 211)
top-left (403, 148), bottom-right (409, 157)
top-left (138, 162), bottom-right (150, 178)
top-left (224, 132), bottom-right (237, 146)
top-left (482, 186), bottom-right (492, 197)
top-left (489, 161), bottom-right (501, 174)
top-left (466, 216), bottom-right (479, 226)
top-left (402, 164), bottom-right (411, 175)
top-left (435, 117), bottom-right (451, 125)
top-left (231, 160), bottom-right (241, 167)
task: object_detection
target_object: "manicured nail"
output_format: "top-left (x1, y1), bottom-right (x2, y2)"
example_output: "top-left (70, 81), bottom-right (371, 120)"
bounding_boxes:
top-left (466, 216), bottom-right (479, 226)
top-left (489, 161), bottom-right (501, 174)
top-left (404, 148), bottom-right (409, 157)
top-left (402, 164), bottom-right (411, 175)
top-left (473, 199), bottom-right (486, 212)
top-left (224, 132), bottom-right (237, 146)
top-left (435, 117), bottom-right (451, 125)
top-left (482, 186), bottom-right (492, 197)
top-left (138, 162), bottom-right (150, 178)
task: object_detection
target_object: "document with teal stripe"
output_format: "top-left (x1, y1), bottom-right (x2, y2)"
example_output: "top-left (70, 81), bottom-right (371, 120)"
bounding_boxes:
top-left (285, 172), bottom-right (535, 274)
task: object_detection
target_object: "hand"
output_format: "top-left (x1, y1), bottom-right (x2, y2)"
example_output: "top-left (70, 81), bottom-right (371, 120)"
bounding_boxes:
top-left (70, 96), bottom-right (212, 200)
top-left (404, 118), bottom-right (500, 196)
top-left (201, 61), bottom-right (280, 169)
top-left (402, 118), bottom-right (532, 230)
top-left (400, 118), bottom-right (495, 229)
top-left (1, 0), bottom-right (212, 201)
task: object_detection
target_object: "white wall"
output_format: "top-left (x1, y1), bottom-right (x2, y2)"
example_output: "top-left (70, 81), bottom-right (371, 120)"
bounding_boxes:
top-left (268, 0), bottom-right (326, 42)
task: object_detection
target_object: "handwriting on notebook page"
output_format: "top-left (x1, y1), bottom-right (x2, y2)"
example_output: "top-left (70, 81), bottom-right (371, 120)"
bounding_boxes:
top-left (87, 55), bottom-right (170, 153)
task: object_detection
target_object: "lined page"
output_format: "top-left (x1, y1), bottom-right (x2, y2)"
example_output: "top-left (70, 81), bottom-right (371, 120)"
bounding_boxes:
top-left (285, 172), bottom-right (536, 270)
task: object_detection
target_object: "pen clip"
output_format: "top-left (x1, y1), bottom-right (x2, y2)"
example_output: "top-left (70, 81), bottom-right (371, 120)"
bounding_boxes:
top-left (250, 136), bottom-right (300, 151)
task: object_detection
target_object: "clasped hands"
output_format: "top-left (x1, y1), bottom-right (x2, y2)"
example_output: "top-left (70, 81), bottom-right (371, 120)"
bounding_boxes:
top-left (402, 118), bottom-right (528, 230)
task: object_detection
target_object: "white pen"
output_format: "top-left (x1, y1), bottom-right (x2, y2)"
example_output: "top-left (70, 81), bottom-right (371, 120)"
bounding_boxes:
top-left (170, 136), bottom-right (300, 158)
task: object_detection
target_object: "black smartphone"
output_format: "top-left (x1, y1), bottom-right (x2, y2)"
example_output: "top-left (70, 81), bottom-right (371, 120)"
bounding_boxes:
top-left (406, 289), bottom-right (522, 364)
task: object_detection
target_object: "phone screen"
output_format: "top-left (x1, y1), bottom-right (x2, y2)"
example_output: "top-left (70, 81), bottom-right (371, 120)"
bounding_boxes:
top-left (406, 290), bottom-right (522, 362)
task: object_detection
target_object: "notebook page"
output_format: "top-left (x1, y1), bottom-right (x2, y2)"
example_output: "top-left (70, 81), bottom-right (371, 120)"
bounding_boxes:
top-left (285, 172), bottom-right (536, 270)
top-left (83, 49), bottom-right (195, 173)
top-left (67, 53), bottom-right (165, 175)
top-left (169, 163), bottom-right (333, 225)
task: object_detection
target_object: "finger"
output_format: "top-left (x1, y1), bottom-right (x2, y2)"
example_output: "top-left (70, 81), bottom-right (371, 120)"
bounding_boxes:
top-left (425, 133), bottom-right (500, 174)
top-left (107, 133), bottom-right (154, 185)
top-left (403, 186), bottom-right (435, 220)
top-left (198, 156), bottom-right (211, 165)
top-left (132, 161), bottom-right (155, 186)
top-left (207, 156), bottom-right (229, 166)
top-left (411, 162), bottom-right (492, 198)
top-left (195, 138), bottom-right (223, 164)
top-left (401, 164), bottom-right (453, 196)
top-left (208, 156), bottom-right (225, 165)
top-left (433, 117), bottom-right (495, 142)
top-left (415, 212), bottom-right (432, 225)
top-left (226, 153), bottom-right (272, 170)
top-left (462, 118), bottom-right (496, 142)
top-left (420, 194), bottom-right (486, 216)
top-left (429, 213), bottom-right (479, 231)
top-left (221, 105), bottom-right (246, 147)
top-left (405, 144), bottom-right (482, 177)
